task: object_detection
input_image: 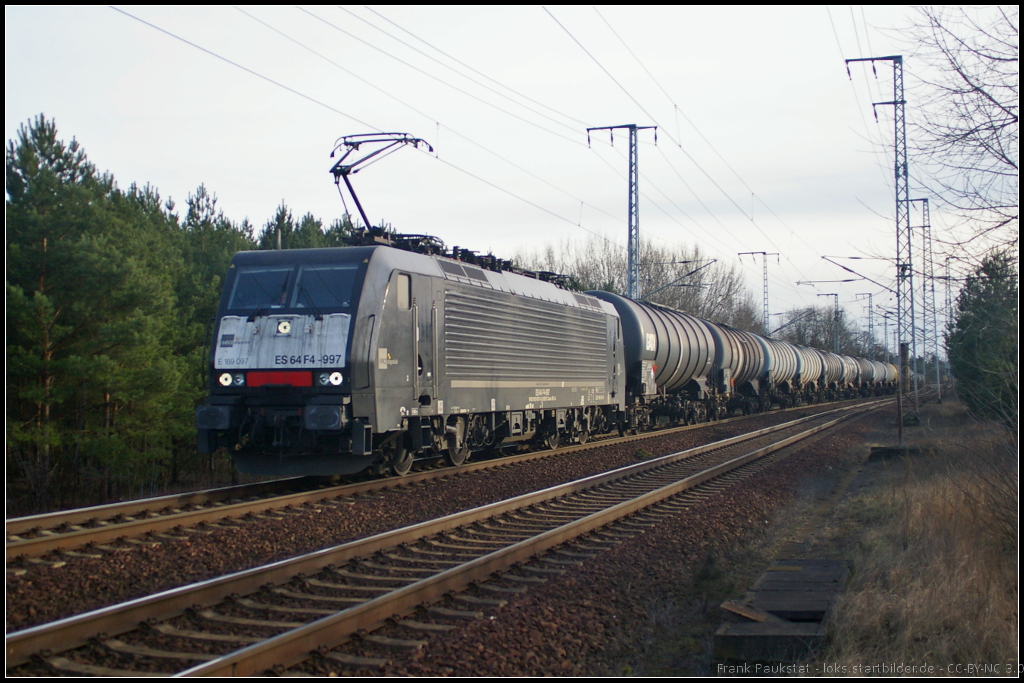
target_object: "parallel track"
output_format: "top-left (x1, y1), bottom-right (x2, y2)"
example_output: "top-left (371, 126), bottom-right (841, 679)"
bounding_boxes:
top-left (5, 398), bottom-right (877, 563)
top-left (6, 399), bottom-right (886, 676)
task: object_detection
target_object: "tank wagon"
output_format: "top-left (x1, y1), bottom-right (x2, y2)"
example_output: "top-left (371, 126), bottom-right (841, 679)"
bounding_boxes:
top-left (588, 292), bottom-right (715, 429)
top-left (196, 238), bottom-right (897, 478)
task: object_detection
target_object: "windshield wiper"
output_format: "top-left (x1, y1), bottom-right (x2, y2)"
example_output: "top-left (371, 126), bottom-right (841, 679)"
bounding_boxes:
top-left (247, 277), bottom-right (291, 322)
top-left (296, 282), bottom-right (324, 321)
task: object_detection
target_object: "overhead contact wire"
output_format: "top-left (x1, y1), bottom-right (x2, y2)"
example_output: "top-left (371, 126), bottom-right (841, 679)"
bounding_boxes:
top-left (109, 5), bottom-right (380, 130)
top-left (425, 150), bottom-right (625, 246)
top-left (544, 5), bottom-right (820, 294)
top-left (364, 5), bottom-right (591, 128)
top-left (589, 5), bottom-right (895, 304)
top-left (298, 6), bottom-right (586, 148)
top-left (114, 6), bottom-right (624, 253)
top-left (234, 7), bottom-right (624, 228)
top-left (597, 144), bottom-right (810, 301)
top-left (340, 5), bottom-right (586, 135)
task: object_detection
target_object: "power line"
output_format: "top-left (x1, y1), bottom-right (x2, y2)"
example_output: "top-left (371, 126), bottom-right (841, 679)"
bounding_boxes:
top-left (235, 7), bottom-right (625, 227)
top-left (338, 6), bottom-right (585, 136)
top-left (544, 6), bottom-right (822, 291)
top-left (825, 6), bottom-right (897, 200)
top-left (112, 5), bottom-right (844, 311)
top-left (592, 6), bottom-right (763, 206)
top-left (362, 6), bottom-right (591, 128)
top-left (596, 143), bottom-right (814, 302)
top-left (588, 6), bottom-right (860, 296)
top-left (326, 5), bottom-right (844, 306)
top-left (424, 150), bottom-right (619, 244)
top-left (298, 7), bottom-right (586, 148)
top-left (545, 6), bottom-right (748, 219)
top-left (111, 6), bottom-right (625, 252)
top-left (109, 5), bottom-right (378, 129)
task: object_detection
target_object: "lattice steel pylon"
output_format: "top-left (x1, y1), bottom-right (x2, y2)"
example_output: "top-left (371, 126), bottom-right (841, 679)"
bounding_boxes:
top-left (944, 256), bottom-right (959, 337)
top-left (739, 252), bottom-right (778, 336)
top-left (817, 293), bottom-right (840, 353)
top-left (911, 198), bottom-right (941, 400)
top-left (855, 293), bottom-right (874, 359)
top-left (846, 54), bottom-right (917, 441)
top-left (587, 124), bottom-right (656, 299)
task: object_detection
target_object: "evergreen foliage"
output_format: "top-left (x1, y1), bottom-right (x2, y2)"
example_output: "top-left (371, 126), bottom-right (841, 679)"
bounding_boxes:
top-left (4, 116), bottom-right (350, 513)
top-left (945, 251), bottom-right (1018, 428)
top-left (256, 202), bottom-right (355, 250)
top-left (7, 116), bottom-right (189, 510)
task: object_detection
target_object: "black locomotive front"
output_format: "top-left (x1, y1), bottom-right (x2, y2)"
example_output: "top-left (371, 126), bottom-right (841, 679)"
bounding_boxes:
top-left (195, 248), bottom-right (372, 475)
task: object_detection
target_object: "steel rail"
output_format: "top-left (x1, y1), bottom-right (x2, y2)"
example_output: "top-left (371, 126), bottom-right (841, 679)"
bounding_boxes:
top-left (6, 400), bottom-right (884, 670)
top-left (5, 478), bottom-right (304, 537)
top-left (6, 398), bottom-right (875, 562)
top-left (182, 402), bottom-right (879, 676)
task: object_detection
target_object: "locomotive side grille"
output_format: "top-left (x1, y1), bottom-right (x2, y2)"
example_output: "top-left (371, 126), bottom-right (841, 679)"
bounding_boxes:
top-left (444, 289), bottom-right (609, 381)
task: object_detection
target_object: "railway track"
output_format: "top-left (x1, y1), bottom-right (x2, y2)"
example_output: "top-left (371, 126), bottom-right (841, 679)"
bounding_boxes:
top-left (5, 398), bottom-right (878, 564)
top-left (6, 399), bottom-right (885, 676)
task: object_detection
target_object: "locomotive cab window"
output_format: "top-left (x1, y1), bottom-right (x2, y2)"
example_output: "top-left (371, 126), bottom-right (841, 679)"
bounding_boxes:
top-left (292, 264), bottom-right (361, 310)
top-left (228, 267), bottom-right (293, 310)
top-left (396, 273), bottom-right (411, 310)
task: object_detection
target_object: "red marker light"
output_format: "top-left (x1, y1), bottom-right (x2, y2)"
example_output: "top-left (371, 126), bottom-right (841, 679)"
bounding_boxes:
top-left (247, 371), bottom-right (313, 387)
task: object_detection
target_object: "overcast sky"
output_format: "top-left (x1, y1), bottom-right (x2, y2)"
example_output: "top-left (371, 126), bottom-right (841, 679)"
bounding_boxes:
top-left (7, 5), bottom-right (937, 340)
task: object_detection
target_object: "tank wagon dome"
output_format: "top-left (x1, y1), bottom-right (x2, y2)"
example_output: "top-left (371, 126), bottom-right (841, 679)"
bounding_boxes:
top-left (587, 291), bottom-right (714, 395)
top-left (855, 357), bottom-right (876, 384)
top-left (883, 362), bottom-right (899, 383)
top-left (704, 321), bottom-right (765, 395)
top-left (820, 351), bottom-right (844, 386)
top-left (793, 345), bottom-right (826, 387)
top-left (837, 355), bottom-right (860, 385)
top-left (752, 336), bottom-right (799, 387)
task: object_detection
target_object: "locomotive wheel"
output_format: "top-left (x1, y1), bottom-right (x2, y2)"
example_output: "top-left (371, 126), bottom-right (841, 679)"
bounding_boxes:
top-left (577, 428), bottom-right (589, 445)
top-left (446, 417), bottom-right (470, 467)
top-left (446, 443), bottom-right (469, 467)
top-left (377, 436), bottom-right (413, 477)
top-left (390, 445), bottom-right (414, 476)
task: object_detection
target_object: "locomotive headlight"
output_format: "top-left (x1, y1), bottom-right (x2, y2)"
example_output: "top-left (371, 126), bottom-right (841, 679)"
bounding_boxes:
top-left (277, 320), bottom-right (291, 335)
top-left (218, 373), bottom-right (232, 386)
top-left (318, 371), bottom-right (344, 386)
top-left (233, 374), bottom-right (246, 386)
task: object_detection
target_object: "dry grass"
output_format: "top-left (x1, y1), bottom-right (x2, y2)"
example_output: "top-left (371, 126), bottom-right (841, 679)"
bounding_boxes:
top-left (819, 402), bottom-right (1018, 673)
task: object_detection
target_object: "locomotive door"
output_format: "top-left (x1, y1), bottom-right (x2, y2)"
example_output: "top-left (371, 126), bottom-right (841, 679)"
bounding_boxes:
top-left (375, 271), bottom-right (417, 428)
top-left (414, 276), bottom-right (438, 406)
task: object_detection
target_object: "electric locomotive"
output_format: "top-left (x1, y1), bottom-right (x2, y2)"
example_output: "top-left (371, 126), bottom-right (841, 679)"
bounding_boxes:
top-left (195, 241), bottom-right (626, 477)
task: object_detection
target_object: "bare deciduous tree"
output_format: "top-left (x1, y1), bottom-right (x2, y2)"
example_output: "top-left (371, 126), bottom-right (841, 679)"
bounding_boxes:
top-left (514, 236), bottom-right (761, 331)
top-left (907, 6), bottom-right (1018, 256)
top-left (773, 306), bottom-right (872, 358)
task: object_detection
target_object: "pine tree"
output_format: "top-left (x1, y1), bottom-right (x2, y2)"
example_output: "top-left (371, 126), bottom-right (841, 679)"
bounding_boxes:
top-left (946, 251), bottom-right (1018, 428)
top-left (6, 116), bottom-right (189, 510)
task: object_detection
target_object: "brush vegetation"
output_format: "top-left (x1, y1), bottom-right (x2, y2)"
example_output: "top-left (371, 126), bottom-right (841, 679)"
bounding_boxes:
top-left (818, 402), bottom-right (1017, 673)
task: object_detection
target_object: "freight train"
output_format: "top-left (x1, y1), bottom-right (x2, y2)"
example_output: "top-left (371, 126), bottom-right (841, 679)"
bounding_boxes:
top-left (195, 232), bottom-right (897, 477)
